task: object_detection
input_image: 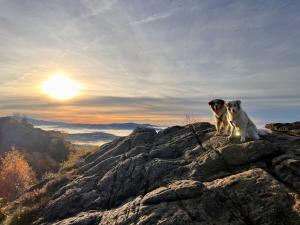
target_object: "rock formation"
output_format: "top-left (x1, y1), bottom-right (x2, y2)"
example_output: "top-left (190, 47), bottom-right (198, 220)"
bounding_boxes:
top-left (266, 121), bottom-right (300, 137)
top-left (2, 122), bottom-right (300, 225)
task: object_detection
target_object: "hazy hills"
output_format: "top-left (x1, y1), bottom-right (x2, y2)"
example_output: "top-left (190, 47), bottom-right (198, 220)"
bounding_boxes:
top-left (0, 117), bottom-right (73, 177)
top-left (27, 117), bottom-right (160, 146)
top-left (64, 132), bottom-right (118, 145)
top-left (28, 118), bottom-right (157, 130)
top-left (0, 116), bottom-right (158, 177)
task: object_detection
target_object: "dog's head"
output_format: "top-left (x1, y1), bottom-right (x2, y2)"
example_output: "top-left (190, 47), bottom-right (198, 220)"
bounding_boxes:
top-left (225, 100), bottom-right (241, 114)
top-left (208, 99), bottom-right (225, 113)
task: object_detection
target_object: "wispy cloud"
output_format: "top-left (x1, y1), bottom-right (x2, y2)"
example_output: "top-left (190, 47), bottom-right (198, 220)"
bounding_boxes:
top-left (131, 8), bottom-right (179, 25)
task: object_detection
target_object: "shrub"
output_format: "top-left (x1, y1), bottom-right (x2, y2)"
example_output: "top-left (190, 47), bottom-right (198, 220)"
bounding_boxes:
top-left (0, 209), bottom-right (5, 223)
top-left (60, 145), bottom-right (98, 172)
top-left (3, 206), bottom-right (38, 225)
top-left (0, 150), bottom-right (37, 201)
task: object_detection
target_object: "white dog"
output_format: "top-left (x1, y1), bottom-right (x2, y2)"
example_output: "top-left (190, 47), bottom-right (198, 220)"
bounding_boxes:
top-left (225, 100), bottom-right (260, 142)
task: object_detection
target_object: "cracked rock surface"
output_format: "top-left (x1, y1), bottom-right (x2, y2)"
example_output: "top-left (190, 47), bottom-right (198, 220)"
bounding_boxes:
top-left (29, 123), bottom-right (299, 224)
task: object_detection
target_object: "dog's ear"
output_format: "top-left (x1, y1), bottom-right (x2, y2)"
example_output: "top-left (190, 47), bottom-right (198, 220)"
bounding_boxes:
top-left (225, 102), bottom-right (230, 108)
top-left (208, 101), bottom-right (213, 106)
top-left (220, 99), bottom-right (225, 105)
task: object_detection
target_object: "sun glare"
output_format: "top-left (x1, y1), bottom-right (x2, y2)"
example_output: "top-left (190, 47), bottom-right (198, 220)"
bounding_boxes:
top-left (42, 73), bottom-right (80, 100)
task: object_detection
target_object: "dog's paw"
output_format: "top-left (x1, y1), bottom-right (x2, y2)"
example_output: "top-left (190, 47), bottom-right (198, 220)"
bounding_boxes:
top-left (214, 132), bottom-right (221, 136)
top-left (240, 137), bottom-right (246, 142)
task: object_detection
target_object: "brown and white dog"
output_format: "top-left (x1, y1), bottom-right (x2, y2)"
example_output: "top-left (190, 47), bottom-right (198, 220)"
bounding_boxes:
top-left (225, 100), bottom-right (260, 142)
top-left (208, 99), bottom-right (230, 135)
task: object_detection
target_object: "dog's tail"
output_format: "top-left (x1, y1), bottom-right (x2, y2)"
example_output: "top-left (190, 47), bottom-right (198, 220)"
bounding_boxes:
top-left (258, 128), bottom-right (271, 136)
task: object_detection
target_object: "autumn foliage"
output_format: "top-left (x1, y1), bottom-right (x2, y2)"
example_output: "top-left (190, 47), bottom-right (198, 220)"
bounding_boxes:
top-left (0, 150), bottom-right (36, 201)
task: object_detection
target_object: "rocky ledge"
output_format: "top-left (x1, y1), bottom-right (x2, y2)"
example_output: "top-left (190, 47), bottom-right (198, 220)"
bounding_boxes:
top-left (266, 121), bottom-right (300, 137)
top-left (8, 123), bottom-right (300, 225)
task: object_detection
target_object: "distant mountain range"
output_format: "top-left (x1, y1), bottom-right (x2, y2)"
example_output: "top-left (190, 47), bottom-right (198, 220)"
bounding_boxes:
top-left (65, 132), bottom-right (118, 144)
top-left (27, 118), bottom-right (158, 130)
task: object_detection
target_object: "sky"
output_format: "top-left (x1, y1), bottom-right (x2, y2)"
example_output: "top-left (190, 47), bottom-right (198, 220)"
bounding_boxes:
top-left (0, 0), bottom-right (299, 126)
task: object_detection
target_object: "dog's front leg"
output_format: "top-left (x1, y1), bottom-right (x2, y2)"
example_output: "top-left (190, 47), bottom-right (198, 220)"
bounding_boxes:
top-left (215, 120), bottom-right (222, 135)
top-left (228, 124), bottom-right (235, 140)
top-left (224, 121), bottom-right (230, 135)
top-left (240, 126), bottom-right (246, 142)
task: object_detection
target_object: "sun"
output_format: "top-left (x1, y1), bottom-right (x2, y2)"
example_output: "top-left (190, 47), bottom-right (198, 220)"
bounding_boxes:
top-left (42, 73), bottom-right (80, 100)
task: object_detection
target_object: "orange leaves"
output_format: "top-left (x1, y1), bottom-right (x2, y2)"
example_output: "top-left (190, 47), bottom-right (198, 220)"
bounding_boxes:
top-left (0, 150), bottom-right (36, 201)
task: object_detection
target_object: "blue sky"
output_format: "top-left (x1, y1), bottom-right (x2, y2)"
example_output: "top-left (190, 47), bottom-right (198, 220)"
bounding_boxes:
top-left (0, 0), bottom-right (299, 125)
